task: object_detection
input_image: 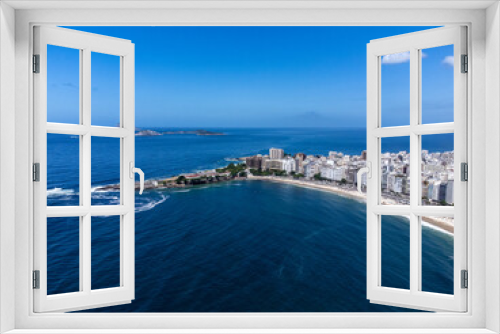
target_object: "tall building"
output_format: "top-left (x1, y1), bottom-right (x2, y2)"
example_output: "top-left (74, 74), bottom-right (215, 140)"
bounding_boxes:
top-left (266, 159), bottom-right (283, 171)
top-left (246, 155), bottom-right (262, 169)
top-left (445, 180), bottom-right (454, 204)
top-left (361, 150), bottom-right (367, 161)
top-left (282, 157), bottom-right (296, 174)
top-left (269, 148), bottom-right (284, 160)
top-left (261, 156), bottom-right (269, 170)
top-left (294, 153), bottom-right (306, 160)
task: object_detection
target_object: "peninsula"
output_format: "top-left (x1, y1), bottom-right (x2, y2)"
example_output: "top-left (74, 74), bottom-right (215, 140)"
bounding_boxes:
top-left (95, 147), bottom-right (455, 233)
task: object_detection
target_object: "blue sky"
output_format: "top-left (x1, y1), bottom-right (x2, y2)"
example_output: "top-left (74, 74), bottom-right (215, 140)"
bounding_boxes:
top-left (48, 26), bottom-right (454, 128)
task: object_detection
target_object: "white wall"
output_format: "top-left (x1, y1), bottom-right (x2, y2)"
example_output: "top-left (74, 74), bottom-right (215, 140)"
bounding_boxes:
top-left (0, 2), bottom-right (16, 333)
top-left (7, 5), bottom-right (492, 332)
top-left (485, 2), bottom-right (500, 333)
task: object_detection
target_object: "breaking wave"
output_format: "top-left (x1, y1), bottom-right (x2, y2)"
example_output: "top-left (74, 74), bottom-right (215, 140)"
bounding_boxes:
top-left (47, 188), bottom-right (76, 197)
top-left (135, 193), bottom-right (169, 213)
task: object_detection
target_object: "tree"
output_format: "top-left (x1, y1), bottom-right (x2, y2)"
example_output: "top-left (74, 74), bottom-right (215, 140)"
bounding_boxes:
top-left (340, 178), bottom-right (347, 185)
top-left (176, 176), bottom-right (186, 184)
top-left (239, 172), bottom-right (247, 177)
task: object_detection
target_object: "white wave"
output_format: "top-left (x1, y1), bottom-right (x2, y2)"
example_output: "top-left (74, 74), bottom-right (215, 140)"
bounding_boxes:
top-left (174, 189), bottom-right (191, 193)
top-left (421, 221), bottom-right (454, 236)
top-left (47, 188), bottom-right (76, 197)
top-left (91, 186), bottom-right (119, 193)
top-left (91, 193), bottom-right (119, 200)
top-left (135, 193), bottom-right (169, 213)
top-left (91, 195), bottom-right (120, 205)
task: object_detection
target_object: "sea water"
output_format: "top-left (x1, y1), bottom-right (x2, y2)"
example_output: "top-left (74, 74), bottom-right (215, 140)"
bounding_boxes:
top-left (46, 128), bottom-right (454, 312)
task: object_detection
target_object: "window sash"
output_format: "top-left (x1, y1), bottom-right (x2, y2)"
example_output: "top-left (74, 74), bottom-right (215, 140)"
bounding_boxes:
top-left (32, 26), bottom-right (136, 313)
top-left (366, 26), bottom-right (468, 312)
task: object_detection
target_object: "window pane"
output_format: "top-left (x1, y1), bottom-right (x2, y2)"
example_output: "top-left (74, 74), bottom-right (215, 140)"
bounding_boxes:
top-left (421, 45), bottom-right (454, 124)
top-left (47, 134), bottom-right (80, 206)
top-left (91, 52), bottom-right (121, 127)
top-left (47, 217), bottom-right (80, 295)
top-left (381, 215), bottom-right (410, 290)
top-left (92, 215), bottom-right (121, 290)
top-left (380, 136), bottom-right (410, 205)
top-left (421, 133), bottom-right (454, 206)
top-left (421, 216), bottom-right (454, 295)
top-left (381, 51), bottom-right (410, 127)
top-left (91, 137), bottom-right (121, 205)
top-left (47, 45), bottom-right (80, 124)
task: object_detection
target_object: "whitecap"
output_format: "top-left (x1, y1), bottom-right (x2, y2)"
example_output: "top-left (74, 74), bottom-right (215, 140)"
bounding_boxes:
top-left (91, 193), bottom-right (119, 200)
top-left (47, 188), bottom-right (75, 197)
top-left (135, 193), bottom-right (169, 213)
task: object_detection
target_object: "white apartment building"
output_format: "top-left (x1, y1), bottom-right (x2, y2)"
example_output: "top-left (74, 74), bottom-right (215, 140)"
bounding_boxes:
top-left (282, 157), bottom-right (296, 174)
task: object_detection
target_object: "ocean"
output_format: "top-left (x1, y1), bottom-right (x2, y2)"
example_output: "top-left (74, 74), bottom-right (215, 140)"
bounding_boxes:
top-left (46, 128), bottom-right (454, 312)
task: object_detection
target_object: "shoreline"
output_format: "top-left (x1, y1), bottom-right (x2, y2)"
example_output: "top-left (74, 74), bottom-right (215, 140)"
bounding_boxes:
top-left (247, 175), bottom-right (454, 235)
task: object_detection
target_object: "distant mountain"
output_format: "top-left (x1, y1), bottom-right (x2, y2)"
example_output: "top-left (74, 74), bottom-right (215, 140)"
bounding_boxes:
top-left (135, 130), bottom-right (162, 136)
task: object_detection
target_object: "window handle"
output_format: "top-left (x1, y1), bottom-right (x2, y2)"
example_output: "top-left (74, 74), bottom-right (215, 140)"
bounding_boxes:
top-left (357, 162), bottom-right (371, 194)
top-left (129, 162), bottom-right (145, 195)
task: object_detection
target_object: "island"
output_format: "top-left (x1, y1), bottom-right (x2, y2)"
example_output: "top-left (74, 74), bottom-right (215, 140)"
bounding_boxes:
top-left (163, 130), bottom-right (225, 136)
top-left (135, 129), bottom-right (225, 136)
top-left (135, 130), bottom-right (162, 136)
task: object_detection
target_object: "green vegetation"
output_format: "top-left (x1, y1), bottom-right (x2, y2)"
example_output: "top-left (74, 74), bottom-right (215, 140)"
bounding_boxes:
top-left (217, 162), bottom-right (247, 177)
top-left (250, 168), bottom-right (287, 177)
top-left (314, 173), bottom-right (326, 181)
top-left (176, 175), bottom-right (186, 184)
top-left (250, 168), bottom-right (272, 176)
top-left (293, 173), bottom-right (305, 179)
top-left (340, 178), bottom-right (347, 185)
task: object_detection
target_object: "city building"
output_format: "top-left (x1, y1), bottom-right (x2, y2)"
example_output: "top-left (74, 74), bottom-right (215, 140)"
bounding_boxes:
top-left (269, 148), bottom-right (284, 159)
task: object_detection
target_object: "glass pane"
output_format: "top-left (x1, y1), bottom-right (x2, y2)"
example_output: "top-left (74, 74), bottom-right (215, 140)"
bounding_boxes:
top-left (47, 134), bottom-right (80, 206)
top-left (381, 215), bottom-right (410, 290)
top-left (47, 45), bottom-right (80, 124)
top-left (421, 45), bottom-right (454, 124)
top-left (92, 216), bottom-right (121, 290)
top-left (91, 137), bottom-right (121, 205)
top-left (421, 216), bottom-right (454, 294)
top-left (380, 136), bottom-right (410, 205)
top-left (91, 52), bottom-right (121, 127)
top-left (381, 51), bottom-right (410, 127)
top-left (421, 133), bottom-right (454, 206)
top-left (47, 217), bottom-right (80, 295)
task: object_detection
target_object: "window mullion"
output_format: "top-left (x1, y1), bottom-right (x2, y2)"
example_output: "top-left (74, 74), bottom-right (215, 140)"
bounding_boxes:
top-left (81, 48), bottom-right (92, 293)
top-left (409, 48), bottom-right (420, 294)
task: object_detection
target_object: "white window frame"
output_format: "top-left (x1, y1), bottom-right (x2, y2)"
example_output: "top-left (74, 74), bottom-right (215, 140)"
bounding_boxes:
top-left (1, 2), bottom-right (498, 333)
top-left (32, 26), bottom-right (136, 313)
top-left (366, 26), bottom-right (467, 312)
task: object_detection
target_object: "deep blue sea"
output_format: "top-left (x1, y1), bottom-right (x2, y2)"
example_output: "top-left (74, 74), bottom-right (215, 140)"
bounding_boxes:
top-left (46, 128), bottom-right (454, 312)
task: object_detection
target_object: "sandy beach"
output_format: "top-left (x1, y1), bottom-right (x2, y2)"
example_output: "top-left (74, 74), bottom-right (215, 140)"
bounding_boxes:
top-left (247, 175), bottom-right (454, 234)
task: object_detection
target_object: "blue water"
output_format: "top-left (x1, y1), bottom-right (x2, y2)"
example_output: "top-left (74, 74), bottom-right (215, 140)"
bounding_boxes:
top-left (45, 128), bottom-right (454, 312)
